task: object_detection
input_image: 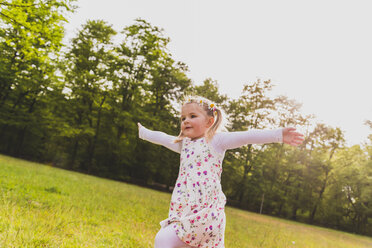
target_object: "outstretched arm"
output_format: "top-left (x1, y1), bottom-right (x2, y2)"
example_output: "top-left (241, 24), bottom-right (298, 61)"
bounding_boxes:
top-left (214, 128), bottom-right (284, 151)
top-left (213, 127), bottom-right (304, 152)
top-left (138, 122), bottom-right (182, 154)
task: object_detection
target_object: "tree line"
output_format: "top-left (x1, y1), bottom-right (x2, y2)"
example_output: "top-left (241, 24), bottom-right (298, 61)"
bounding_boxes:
top-left (1, 0), bottom-right (371, 236)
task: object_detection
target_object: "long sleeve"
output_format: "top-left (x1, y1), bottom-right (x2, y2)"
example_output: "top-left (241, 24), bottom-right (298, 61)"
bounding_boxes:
top-left (211, 129), bottom-right (283, 153)
top-left (138, 125), bottom-right (182, 154)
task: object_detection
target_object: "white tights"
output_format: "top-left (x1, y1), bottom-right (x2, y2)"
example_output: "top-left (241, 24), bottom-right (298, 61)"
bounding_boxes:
top-left (154, 225), bottom-right (193, 248)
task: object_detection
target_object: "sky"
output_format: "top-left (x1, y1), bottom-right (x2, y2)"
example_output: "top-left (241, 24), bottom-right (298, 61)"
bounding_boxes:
top-left (63, 0), bottom-right (372, 147)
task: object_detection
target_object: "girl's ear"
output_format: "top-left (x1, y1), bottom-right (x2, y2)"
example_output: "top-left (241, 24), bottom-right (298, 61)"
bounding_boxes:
top-left (206, 116), bottom-right (214, 128)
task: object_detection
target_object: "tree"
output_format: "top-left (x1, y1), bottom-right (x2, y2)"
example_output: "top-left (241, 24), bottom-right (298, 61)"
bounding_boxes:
top-left (326, 144), bottom-right (370, 233)
top-left (304, 123), bottom-right (345, 223)
top-left (62, 19), bottom-right (116, 172)
top-left (189, 78), bottom-right (228, 105)
top-left (0, 0), bottom-right (76, 158)
top-left (108, 18), bottom-right (191, 184)
top-left (225, 79), bottom-right (277, 207)
top-left (259, 95), bottom-right (313, 217)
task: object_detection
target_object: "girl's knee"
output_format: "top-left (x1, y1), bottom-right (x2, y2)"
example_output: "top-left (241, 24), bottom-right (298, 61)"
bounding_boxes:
top-left (154, 226), bottom-right (188, 248)
top-left (154, 228), bottom-right (169, 248)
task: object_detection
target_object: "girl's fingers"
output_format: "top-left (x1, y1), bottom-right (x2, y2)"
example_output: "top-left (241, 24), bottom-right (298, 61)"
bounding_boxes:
top-left (292, 133), bottom-right (304, 139)
top-left (292, 141), bottom-right (301, 146)
top-left (287, 137), bottom-right (304, 146)
top-left (288, 127), bottom-right (297, 132)
top-left (283, 128), bottom-right (305, 146)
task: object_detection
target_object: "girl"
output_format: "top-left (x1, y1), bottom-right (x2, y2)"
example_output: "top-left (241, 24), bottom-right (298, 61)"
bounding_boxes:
top-left (138, 95), bottom-right (304, 248)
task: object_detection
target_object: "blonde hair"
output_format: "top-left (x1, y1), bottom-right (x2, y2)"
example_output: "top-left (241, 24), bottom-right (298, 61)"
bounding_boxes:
top-left (173, 95), bottom-right (229, 143)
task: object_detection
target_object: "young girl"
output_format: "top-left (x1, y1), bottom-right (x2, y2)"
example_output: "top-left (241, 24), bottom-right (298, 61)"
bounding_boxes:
top-left (138, 95), bottom-right (304, 248)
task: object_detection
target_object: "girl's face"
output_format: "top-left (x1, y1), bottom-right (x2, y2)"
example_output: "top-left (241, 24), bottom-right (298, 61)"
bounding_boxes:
top-left (180, 103), bottom-right (214, 140)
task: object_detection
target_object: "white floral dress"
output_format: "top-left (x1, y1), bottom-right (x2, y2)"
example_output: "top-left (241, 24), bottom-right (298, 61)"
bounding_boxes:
top-left (138, 125), bottom-right (283, 248)
top-left (159, 136), bottom-right (226, 247)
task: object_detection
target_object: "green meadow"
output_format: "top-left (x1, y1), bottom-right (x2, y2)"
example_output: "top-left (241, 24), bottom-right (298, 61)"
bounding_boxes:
top-left (1, 154), bottom-right (372, 248)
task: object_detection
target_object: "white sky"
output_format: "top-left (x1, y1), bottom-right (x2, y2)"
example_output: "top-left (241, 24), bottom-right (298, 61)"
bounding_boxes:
top-left (64, 0), bottom-right (372, 147)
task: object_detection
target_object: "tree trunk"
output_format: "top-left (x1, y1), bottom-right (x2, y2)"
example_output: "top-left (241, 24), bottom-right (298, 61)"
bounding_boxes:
top-left (14, 98), bottom-right (37, 157)
top-left (86, 94), bottom-right (106, 171)
top-left (260, 193), bottom-right (265, 214)
top-left (14, 126), bottom-right (27, 157)
top-left (69, 139), bottom-right (79, 170)
top-left (309, 173), bottom-right (328, 223)
top-left (309, 148), bottom-right (335, 223)
top-left (234, 145), bottom-right (253, 204)
top-left (291, 182), bottom-right (301, 220)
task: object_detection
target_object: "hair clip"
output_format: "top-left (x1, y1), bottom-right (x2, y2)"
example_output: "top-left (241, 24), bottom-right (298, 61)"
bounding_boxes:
top-left (209, 103), bottom-right (218, 115)
top-left (209, 103), bottom-right (215, 110)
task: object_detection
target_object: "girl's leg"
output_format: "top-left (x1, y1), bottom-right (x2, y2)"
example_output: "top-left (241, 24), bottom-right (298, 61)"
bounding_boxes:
top-left (154, 225), bottom-right (192, 248)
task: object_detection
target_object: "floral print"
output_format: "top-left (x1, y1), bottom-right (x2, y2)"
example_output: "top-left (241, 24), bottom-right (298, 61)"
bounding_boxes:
top-left (159, 136), bottom-right (227, 248)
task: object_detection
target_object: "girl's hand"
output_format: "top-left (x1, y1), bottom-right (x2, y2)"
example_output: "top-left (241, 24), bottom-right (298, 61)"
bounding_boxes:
top-left (282, 127), bottom-right (304, 146)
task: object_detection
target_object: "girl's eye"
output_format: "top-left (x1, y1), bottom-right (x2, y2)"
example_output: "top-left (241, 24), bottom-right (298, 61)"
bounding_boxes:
top-left (181, 115), bottom-right (196, 121)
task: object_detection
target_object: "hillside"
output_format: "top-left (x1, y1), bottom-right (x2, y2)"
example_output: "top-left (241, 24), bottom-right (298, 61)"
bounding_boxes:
top-left (1, 154), bottom-right (371, 248)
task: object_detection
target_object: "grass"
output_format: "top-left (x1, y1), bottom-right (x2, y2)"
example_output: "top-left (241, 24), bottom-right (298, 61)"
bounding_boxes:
top-left (1, 154), bottom-right (372, 248)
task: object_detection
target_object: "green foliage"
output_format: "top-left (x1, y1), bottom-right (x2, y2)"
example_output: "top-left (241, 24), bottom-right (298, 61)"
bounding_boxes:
top-left (0, 0), bottom-right (77, 161)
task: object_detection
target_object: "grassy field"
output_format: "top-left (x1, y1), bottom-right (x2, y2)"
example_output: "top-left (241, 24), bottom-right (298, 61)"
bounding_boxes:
top-left (1, 154), bottom-right (372, 248)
